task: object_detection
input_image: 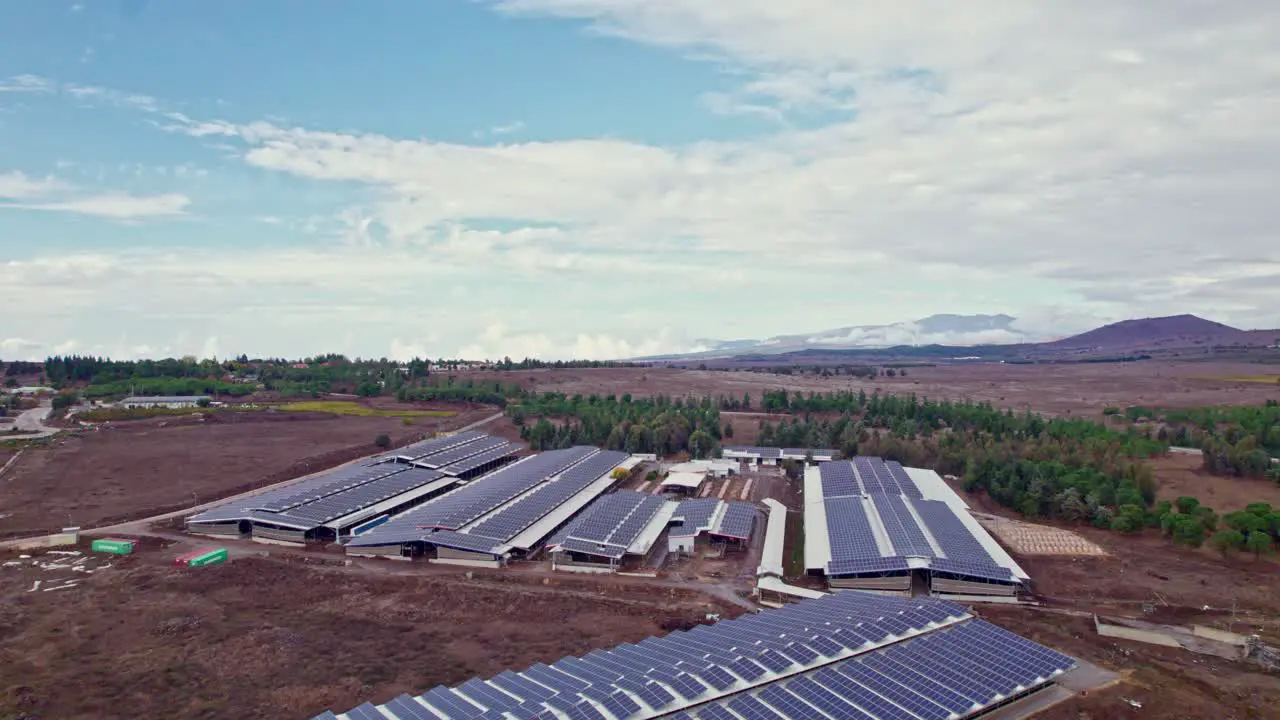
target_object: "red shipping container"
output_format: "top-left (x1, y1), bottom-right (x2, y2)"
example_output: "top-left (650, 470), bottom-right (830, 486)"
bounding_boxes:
top-left (174, 547), bottom-right (216, 566)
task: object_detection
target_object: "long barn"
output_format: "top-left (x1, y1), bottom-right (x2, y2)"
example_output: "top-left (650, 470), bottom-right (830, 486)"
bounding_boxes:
top-left (805, 457), bottom-right (1029, 598)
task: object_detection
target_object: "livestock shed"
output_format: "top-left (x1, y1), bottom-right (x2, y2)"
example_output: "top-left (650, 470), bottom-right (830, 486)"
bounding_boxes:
top-left (318, 590), bottom-right (1080, 720)
top-left (723, 445), bottom-right (836, 466)
top-left (667, 458), bottom-right (737, 478)
top-left (371, 430), bottom-right (520, 479)
top-left (545, 491), bottom-right (675, 573)
top-left (185, 462), bottom-right (458, 545)
top-left (804, 456), bottom-right (1030, 599)
top-left (346, 447), bottom-right (634, 566)
top-left (119, 395), bottom-right (210, 409)
top-left (657, 471), bottom-right (707, 496)
top-left (668, 497), bottom-right (758, 555)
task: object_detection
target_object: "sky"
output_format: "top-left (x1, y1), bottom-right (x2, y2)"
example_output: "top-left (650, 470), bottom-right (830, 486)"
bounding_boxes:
top-left (1, 1), bottom-right (1278, 361)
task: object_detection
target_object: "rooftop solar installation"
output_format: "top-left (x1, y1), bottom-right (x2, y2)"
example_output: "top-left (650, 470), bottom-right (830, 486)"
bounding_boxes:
top-left (465, 450), bottom-right (628, 542)
top-left (441, 443), bottom-right (520, 476)
top-left (712, 502), bottom-right (756, 540)
top-left (188, 463), bottom-right (450, 533)
top-left (549, 491), bottom-right (669, 553)
top-left (379, 430), bottom-right (488, 463)
top-left (412, 435), bottom-right (512, 470)
top-left (815, 458), bottom-right (1022, 585)
top-left (324, 591), bottom-right (1076, 720)
top-left (670, 497), bottom-right (720, 537)
top-left (347, 447), bottom-right (598, 546)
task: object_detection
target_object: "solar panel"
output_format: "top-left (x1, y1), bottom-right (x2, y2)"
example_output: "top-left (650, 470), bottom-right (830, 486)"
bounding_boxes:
top-left (320, 593), bottom-right (1075, 720)
top-left (872, 494), bottom-right (934, 559)
top-left (818, 461), bottom-right (861, 498)
top-left (384, 694), bottom-right (441, 720)
top-left (426, 530), bottom-right (500, 555)
top-left (466, 450), bottom-right (627, 542)
top-left (714, 502), bottom-right (756, 540)
top-left (670, 498), bottom-right (719, 536)
top-left (344, 702), bottom-right (386, 720)
top-left (414, 436), bottom-right (512, 470)
top-left (442, 443), bottom-right (519, 476)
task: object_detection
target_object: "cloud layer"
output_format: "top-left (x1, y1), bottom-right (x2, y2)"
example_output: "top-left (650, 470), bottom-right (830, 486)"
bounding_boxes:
top-left (3, 3), bottom-right (1280, 359)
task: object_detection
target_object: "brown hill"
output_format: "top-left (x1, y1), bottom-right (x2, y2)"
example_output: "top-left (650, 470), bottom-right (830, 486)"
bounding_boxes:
top-left (1045, 314), bottom-right (1264, 351)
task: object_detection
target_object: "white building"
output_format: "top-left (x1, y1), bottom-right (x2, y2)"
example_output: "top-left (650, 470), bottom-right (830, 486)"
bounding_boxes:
top-left (119, 395), bottom-right (211, 409)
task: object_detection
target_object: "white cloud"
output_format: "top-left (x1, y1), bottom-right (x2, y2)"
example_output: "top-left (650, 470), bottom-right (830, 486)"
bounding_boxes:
top-left (457, 323), bottom-right (702, 360)
top-left (70, 3), bottom-right (84, 12)
top-left (0, 338), bottom-right (43, 357)
top-left (0, 74), bottom-right (54, 94)
top-left (3, 192), bottom-right (190, 219)
top-left (0, 171), bottom-right (69, 199)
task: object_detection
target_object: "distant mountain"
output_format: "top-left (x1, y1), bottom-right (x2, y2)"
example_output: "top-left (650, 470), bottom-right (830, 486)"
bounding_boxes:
top-left (651, 314), bottom-right (1039, 360)
top-left (646, 313), bottom-right (1279, 363)
top-left (1045, 314), bottom-right (1241, 350)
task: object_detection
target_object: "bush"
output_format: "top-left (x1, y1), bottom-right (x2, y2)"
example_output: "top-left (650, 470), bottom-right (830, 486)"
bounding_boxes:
top-left (1102, 406), bottom-right (1121, 416)
top-left (374, 433), bottom-right (391, 449)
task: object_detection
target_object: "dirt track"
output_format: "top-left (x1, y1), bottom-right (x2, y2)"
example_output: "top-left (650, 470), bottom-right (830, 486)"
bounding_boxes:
top-left (0, 553), bottom-right (739, 720)
top-left (0, 404), bottom-right (494, 539)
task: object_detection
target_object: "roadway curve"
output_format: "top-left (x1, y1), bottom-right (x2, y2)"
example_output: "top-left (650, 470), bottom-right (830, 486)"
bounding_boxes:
top-left (2, 400), bottom-right (59, 441)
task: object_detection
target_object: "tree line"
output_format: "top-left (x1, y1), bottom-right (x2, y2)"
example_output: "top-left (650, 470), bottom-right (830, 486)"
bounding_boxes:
top-left (1123, 402), bottom-right (1280, 480)
top-left (509, 393), bottom-right (723, 457)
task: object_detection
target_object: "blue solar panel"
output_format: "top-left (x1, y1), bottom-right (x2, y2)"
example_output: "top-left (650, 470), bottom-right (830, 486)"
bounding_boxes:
top-left (457, 678), bottom-right (520, 713)
top-left (693, 705), bottom-right (739, 720)
top-left (345, 703), bottom-right (386, 720)
top-left (442, 443), bottom-right (520, 476)
top-left (830, 661), bottom-right (951, 720)
top-left (818, 461), bottom-right (861, 498)
top-left (601, 691), bottom-right (641, 719)
top-left (758, 685), bottom-right (827, 720)
top-left (872, 494), bottom-right (934, 559)
top-left (727, 694), bottom-right (787, 720)
top-left (422, 687), bottom-right (483, 719)
top-left (468, 450), bottom-right (627, 542)
top-left (670, 498), bottom-right (719, 536)
top-left (564, 702), bottom-right (607, 720)
top-left (883, 460), bottom-right (923, 498)
top-left (490, 670), bottom-right (553, 703)
top-left (714, 502), bottom-right (756, 539)
top-left (384, 694), bottom-right (441, 720)
top-left (824, 496), bottom-right (886, 570)
top-left (414, 436), bottom-right (511, 470)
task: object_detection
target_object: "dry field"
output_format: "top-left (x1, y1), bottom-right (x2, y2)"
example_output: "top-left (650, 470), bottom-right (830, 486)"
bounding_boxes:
top-left (0, 550), bottom-right (738, 720)
top-left (1151, 453), bottom-right (1280, 510)
top-left (476, 361), bottom-right (1280, 417)
top-left (0, 402), bottom-right (495, 538)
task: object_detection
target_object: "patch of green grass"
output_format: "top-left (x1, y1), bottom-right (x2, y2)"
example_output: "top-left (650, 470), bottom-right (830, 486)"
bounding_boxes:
top-left (76, 406), bottom-right (230, 422)
top-left (276, 401), bottom-right (455, 418)
top-left (1208, 374), bottom-right (1280, 384)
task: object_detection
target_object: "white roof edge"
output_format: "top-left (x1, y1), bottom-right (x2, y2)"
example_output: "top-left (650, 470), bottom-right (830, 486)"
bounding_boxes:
top-left (904, 466), bottom-right (1030, 581)
top-left (626, 500), bottom-right (679, 555)
top-left (803, 465), bottom-right (831, 571)
top-left (757, 498), bottom-right (787, 577)
top-left (757, 575), bottom-right (828, 600)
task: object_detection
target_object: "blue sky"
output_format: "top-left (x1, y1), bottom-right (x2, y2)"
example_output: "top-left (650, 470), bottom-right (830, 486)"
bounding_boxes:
top-left (2, 1), bottom-right (1278, 360)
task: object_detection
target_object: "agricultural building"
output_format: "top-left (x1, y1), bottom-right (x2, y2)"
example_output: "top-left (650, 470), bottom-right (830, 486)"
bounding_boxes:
top-left (346, 447), bottom-right (638, 566)
top-left (545, 491), bottom-right (676, 573)
top-left (657, 471), bottom-right (707, 496)
top-left (185, 432), bottom-right (518, 545)
top-left (317, 590), bottom-right (1079, 720)
top-left (805, 456), bottom-right (1030, 598)
top-left (756, 498), bottom-right (827, 606)
top-left (667, 459), bottom-right (737, 478)
top-left (119, 395), bottom-right (211, 409)
top-left (723, 446), bottom-right (836, 466)
top-left (667, 497), bottom-right (758, 555)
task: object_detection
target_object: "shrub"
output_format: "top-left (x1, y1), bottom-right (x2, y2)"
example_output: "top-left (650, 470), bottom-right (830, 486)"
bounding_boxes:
top-left (374, 433), bottom-right (391, 449)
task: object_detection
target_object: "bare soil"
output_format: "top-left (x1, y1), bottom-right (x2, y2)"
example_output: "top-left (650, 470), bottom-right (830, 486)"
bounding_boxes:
top-left (0, 551), bottom-right (740, 720)
top-left (475, 362), bottom-right (1280, 418)
top-left (1151, 453), bottom-right (1280, 510)
top-left (0, 404), bottom-right (495, 538)
top-left (979, 606), bottom-right (1280, 720)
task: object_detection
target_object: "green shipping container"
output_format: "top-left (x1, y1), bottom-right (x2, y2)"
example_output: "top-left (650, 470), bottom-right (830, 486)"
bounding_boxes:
top-left (91, 539), bottom-right (134, 555)
top-left (188, 548), bottom-right (228, 567)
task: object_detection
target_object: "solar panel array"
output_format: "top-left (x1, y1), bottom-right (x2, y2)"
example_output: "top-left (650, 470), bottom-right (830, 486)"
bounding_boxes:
top-left (549, 491), bottom-right (669, 553)
top-left (413, 436), bottom-right (512, 470)
top-left (670, 498), bottom-right (720, 537)
top-left (465, 450), bottom-right (629, 542)
top-left (378, 431), bottom-right (488, 463)
top-left (322, 590), bottom-right (1076, 720)
top-left (818, 462), bottom-right (861, 499)
top-left (723, 446), bottom-right (783, 459)
top-left (347, 447), bottom-right (601, 547)
top-left (441, 443), bottom-right (520, 477)
top-left (189, 463), bottom-right (448, 531)
top-left (816, 458), bottom-right (1018, 584)
top-left (913, 500), bottom-right (1014, 581)
top-left (713, 502), bottom-right (756, 540)
top-left (402, 447), bottom-right (598, 531)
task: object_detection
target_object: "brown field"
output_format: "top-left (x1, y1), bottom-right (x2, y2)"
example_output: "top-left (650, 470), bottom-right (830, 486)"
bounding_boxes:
top-left (476, 361), bottom-right (1280, 418)
top-left (1151, 453), bottom-right (1280, 510)
top-left (0, 550), bottom-right (738, 720)
top-left (0, 402), bottom-right (495, 538)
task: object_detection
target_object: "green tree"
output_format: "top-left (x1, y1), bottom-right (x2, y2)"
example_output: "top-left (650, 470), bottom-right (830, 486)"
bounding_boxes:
top-left (723, 422), bottom-right (734, 439)
top-left (1172, 515), bottom-right (1207, 547)
top-left (1175, 496), bottom-right (1201, 515)
top-left (1210, 530), bottom-right (1245, 556)
top-left (688, 429), bottom-right (715, 459)
top-left (1110, 505), bottom-right (1145, 533)
top-left (196, 397), bottom-right (212, 408)
top-left (1245, 530), bottom-right (1274, 559)
top-left (374, 433), bottom-right (391, 449)
top-left (51, 392), bottom-right (78, 411)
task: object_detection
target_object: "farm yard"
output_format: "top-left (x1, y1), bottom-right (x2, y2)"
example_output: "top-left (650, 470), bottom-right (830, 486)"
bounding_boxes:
top-left (0, 402), bottom-right (495, 539)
